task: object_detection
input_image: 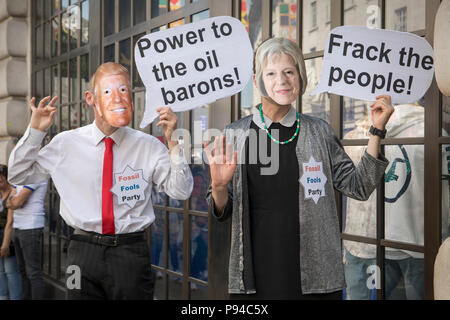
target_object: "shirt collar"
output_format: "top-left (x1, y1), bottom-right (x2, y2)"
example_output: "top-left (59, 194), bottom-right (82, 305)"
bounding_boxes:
top-left (91, 121), bottom-right (127, 146)
top-left (252, 105), bottom-right (297, 130)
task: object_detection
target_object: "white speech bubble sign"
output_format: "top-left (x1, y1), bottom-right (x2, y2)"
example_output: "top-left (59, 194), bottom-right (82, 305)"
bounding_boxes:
top-left (135, 16), bottom-right (253, 128)
top-left (311, 26), bottom-right (434, 104)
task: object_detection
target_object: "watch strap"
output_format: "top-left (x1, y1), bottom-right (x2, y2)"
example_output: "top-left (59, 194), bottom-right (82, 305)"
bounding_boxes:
top-left (369, 125), bottom-right (387, 139)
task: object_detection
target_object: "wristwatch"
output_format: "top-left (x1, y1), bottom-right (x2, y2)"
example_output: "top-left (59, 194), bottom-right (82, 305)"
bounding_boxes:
top-left (369, 125), bottom-right (387, 139)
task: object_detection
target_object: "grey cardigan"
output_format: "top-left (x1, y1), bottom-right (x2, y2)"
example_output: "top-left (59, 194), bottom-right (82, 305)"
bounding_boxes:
top-left (206, 113), bottom-right (388, 295)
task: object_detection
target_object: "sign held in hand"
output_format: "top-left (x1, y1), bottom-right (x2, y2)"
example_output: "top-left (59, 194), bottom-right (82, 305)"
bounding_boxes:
top-left (135, 16), bottom-right (253, 128)
top-left (311, 26), bottom-right (434, 104)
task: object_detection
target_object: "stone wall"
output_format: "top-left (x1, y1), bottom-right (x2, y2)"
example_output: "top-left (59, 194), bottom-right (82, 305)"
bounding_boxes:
top-left (0, 0), bottom-right (29, 165)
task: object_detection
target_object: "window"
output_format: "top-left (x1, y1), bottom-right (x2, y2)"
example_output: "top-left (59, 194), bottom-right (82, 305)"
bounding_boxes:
top-left (311, 1), bottom-right (317, 29)
top-left (395, 7), bottom-right (407, 32)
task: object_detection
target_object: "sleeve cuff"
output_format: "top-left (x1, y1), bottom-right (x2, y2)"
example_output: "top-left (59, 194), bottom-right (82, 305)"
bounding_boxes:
top-left (169, 146), bottom-right (189, 169)
top-left (28, 127), bottom-right (47, 146)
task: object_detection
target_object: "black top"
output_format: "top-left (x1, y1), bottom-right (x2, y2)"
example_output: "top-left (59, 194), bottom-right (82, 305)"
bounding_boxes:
top-left (0, 191), bottom-right (11, 230)
top-left (246, 120), bottom-right (301, 299)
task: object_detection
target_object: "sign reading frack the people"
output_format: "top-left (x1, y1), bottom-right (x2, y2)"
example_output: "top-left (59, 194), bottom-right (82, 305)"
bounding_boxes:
top-left (135, 16), bottom-right (253, 128)
top-left (311, 26), bottom-right (434, 104)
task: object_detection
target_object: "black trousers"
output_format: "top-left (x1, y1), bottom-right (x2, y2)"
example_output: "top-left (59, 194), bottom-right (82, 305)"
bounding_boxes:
top-left (65, 236), bottom-right (155, 300)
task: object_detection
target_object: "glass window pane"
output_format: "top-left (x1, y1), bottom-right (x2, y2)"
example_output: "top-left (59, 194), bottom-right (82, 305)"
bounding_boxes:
top-left (190, 215), bottom-right (208, 281)
top-left (344, 0), bottom-right (379, 27)
top-left (119, 0), bottom-right (131, 31)
top-left (81, 102), bottom-right (94, 126)
top-left (66, 4), bottom-right (79, 50)
top-left (169, 18), bottom-right (184, 28)
top-left (45, 22), bottom-right (51, 59)
top-left (151, 210), bottom-right (164, 267)
top-left (133, 90), bottom-right (146, 131)
top-left (153, 270), bottom-right (164, 299)
top-left (343, 241), bottom-right (377, 300)
top-left (191, 106), bottom-right (209, 165)
top-left (36, 25), bottom-right (43, 63)
top-left (302, 57), bottom-right (330, 122)
top-left (385, 249), bottom-right (424, 299)
top-left (190, 165), bottom-right (209, 211)
top-left (442, 145), bottom-right (450, 242)
top-left (343, 99), bottom-right (426, 139)
top-left (62, 0), bottom-right (69, 10)
top-left (35, 70), bottom-right (44, 99)
top-left (152, 0), bottom-right (168, 18)
top-left (36, 0), bottom-right (43, 24)
top-left (61, 105), bottom-right (70, 131)
top-left (52, 65), bottom-right (58, 98)
top-left (133, 33), bottom-right (145, 88)
top-left (169, 212), bottom-right (183, 273)
top-left (104, 0), bottom-right (115, 36)
top-left (342, 98), bottom-right (371, 138)
top-left (45, 0), bottom-right (52, 20)
top-left (272, 0), bottom-right (297, 41)
top-left (80, 54), bottom-right (89, 96)
top-left (61, 16), bottom-right (68, 54)
top-left (44, 68), bottom-right (51, 97)
top-left (192, 9), bottom-right (209, 22)
top-left (70, 58), bottom-right (77, 102)
top-left (170, 0), bottom-right (185, 11)
top-left (61, 61), bottom-right (69, 104)
top-left (53, 0), bottom-right (60, 15)
top-left (168, 197), bottom-right (183, 209)
top-left (152, 185), bottom-right (165, 206)
top-left (81, 0), bottom-right (89, 45)
top-left (302, 0), bottom-right (330, 54)
top-left (443, 95), bottom-right (450, 137)
top-left (385, 0), bottom-right (425, 32)
top-left (119, 38), bottom-right (131, 73)
top-left (134, 0), bottom-right (146, 25)
top-left (52, 17), bottom-right (59, 57)
top-left (190, 283), bottom-right (208, 299)
top-left (168, 275), bottom-right (182, 299)
top-left (70, 104), bottom-right (79, 129)
top-left (384, 145), bottom-right (424, 248)
top-left (239, 0), bottom-right (262, 119)
top-left (342, 148), bottom-right (377, 237)
top-left (104, 44), bottom-right (115, 63)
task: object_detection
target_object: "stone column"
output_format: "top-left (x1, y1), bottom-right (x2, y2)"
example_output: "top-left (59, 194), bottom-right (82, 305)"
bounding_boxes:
top-left (0, 0), bottom-right (29, 165)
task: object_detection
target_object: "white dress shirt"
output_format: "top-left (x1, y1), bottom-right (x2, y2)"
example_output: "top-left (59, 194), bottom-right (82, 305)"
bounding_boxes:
top-left (13, 180), bottom-right (48, 230)
top-left (8, 122), bottom-right (193, 234)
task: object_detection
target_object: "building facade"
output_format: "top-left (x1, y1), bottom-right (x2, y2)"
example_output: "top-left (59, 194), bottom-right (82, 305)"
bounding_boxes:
top-left (0, 0), bottom-right (449, 300)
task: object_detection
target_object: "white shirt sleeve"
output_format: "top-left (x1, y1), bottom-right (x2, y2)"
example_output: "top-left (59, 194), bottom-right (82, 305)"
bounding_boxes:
top-left (152, 142), bottom-right (193, 200)
top-left (8, 126), bottom-right (61, 185)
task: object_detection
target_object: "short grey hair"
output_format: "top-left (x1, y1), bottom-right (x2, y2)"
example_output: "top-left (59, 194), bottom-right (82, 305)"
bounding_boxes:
top-left (254, 37), bottom-right (307, 97)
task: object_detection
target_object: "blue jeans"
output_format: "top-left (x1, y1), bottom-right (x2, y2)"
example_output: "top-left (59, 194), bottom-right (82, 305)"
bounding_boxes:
top-left (0, 230), bottom-right (22, 300)
top-left (13, 228), bottom-right (44, 300)
top-left (344, 249), bottom-right (424, 300)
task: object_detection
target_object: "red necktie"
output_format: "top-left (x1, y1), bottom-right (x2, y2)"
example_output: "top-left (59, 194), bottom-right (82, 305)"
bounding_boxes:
top-left (102, 137), bottom-right (115, 234)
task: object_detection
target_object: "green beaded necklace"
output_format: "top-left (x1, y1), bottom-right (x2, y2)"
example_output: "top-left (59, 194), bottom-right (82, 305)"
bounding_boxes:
top-left (258, 104), bottom-right (300, 145)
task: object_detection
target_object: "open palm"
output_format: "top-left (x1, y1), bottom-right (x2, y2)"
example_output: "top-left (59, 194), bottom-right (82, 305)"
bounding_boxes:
top-left (204, 136), bottom-right (237, 188)
top-left (30, 96), bottom-right (58, 132)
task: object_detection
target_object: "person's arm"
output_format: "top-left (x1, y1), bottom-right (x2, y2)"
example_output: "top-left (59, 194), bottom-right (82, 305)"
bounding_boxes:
top-left (151, 107), bottom-right (194, 200)
top-left (328, 95), bottom-right (394, 201)
top-left (6, 187), bottom-right (33, 210)
top-left (0, 208), bottom-right (14, 257)
top-left (8, 96), bottom-right (59, 185)
top-left (204, 135), bottom-right (237, 220)
top-left (366, 95), bottom-right (395, 158)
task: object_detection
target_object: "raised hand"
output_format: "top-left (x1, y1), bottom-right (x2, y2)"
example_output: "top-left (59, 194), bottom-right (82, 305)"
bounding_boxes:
top-left (370, 95), bottom-right (395, 130)
top-left (29, 96), bottom-right (58, 132)
top-left (156, 107), bottom-right (178, 150)
top-left (203, 136), bottom-right (238, 190)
